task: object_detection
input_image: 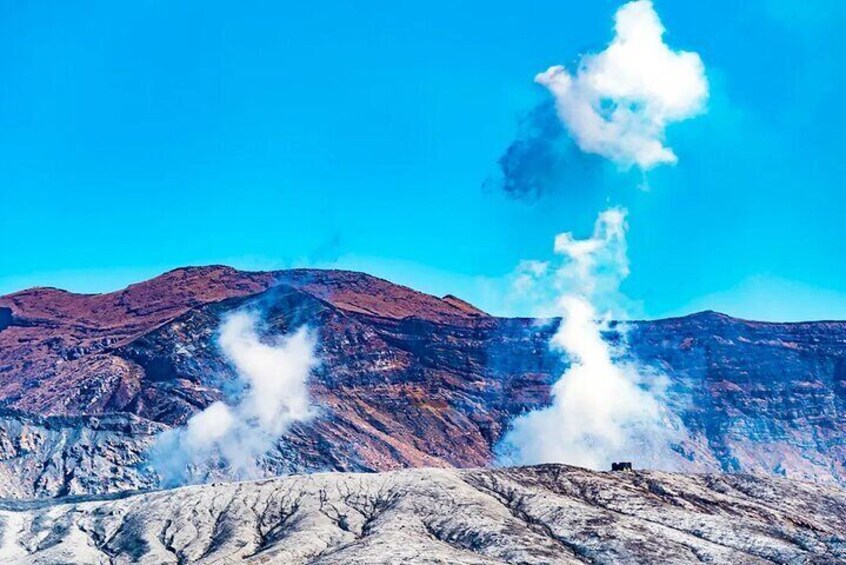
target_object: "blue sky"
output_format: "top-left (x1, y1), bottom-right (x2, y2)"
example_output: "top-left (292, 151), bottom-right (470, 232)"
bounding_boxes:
top-left (1, 0), bottom-right (845, 321)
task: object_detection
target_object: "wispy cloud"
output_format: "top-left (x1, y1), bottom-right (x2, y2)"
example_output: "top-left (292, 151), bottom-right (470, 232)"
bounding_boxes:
top-left (498, 208), bottom-right (688, 470)
top-left (152, 310), bottom-right (319, 485)
top-left (485, 102), bottom-right (599, 200)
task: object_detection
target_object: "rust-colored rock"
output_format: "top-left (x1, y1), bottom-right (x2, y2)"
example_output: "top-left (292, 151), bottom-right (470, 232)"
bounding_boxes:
top-left (1, 267), bottom-right (845, 490)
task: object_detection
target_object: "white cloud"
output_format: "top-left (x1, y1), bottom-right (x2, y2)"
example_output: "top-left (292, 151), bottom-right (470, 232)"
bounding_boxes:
top-left (499, 208), bottom-right (688, 470)
top-left (554, 208), bottom-right (629, 299)
top-left (218, 311), bottom-right (315, 434)
top-left (503, 209), bottom-right (631, 319)
top-left (536, 0), bottom-right (708, 169)
top-left (152, 311), bottom-right (319, 485)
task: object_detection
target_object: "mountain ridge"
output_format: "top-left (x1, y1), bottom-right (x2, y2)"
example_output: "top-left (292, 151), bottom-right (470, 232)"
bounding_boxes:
top-left (0, 265), bottom-right (844, 497)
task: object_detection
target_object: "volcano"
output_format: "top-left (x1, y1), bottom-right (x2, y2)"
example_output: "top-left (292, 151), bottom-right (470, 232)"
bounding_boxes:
top-left (0, 266), bottom-right (844, 497)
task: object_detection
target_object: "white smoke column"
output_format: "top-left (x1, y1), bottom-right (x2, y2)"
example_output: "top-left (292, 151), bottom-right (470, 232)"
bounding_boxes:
top-left (153, 311), bottom-right (319, 485)
top-left (501, 208), bottom-right (684, 470)
top-left (536, 0), bottom-right (708, 169)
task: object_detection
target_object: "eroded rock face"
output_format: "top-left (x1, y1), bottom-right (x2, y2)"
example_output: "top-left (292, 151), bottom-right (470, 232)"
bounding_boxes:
top-left (626, 312), bottom-right (846, 483)
top-left (0, 465), bottom-right (844, 564)
top-left (0, 266), bottom-right (845, 496)
top-left (0, 411), bottom-right (161, 499)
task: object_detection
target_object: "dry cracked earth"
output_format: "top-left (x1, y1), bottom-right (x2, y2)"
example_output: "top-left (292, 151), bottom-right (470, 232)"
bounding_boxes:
top-left (0, 464), bottom-right (844, 564)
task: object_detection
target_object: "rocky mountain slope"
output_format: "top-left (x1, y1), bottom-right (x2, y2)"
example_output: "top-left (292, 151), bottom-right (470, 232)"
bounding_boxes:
top-left (0, 266), bottom-right (845, 497)
top-left (0, 465), bottom-right (844, 564)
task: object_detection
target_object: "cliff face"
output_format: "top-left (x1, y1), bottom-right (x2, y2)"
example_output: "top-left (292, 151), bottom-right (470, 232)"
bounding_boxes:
top-left (0, 266), bottom-right (845, 497)
top-left (1, 465), bottom-right (844, 564)
top-left (627, 313), bottom-right (846, 482)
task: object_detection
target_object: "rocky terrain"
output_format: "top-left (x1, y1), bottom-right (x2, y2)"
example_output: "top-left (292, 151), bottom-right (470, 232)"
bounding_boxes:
top-left (0, 464), bottom-right (844, 564)
top-left (0, 266), bottom-right (845, 497)
top-left (0, 410), bottom-right (162, 499)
